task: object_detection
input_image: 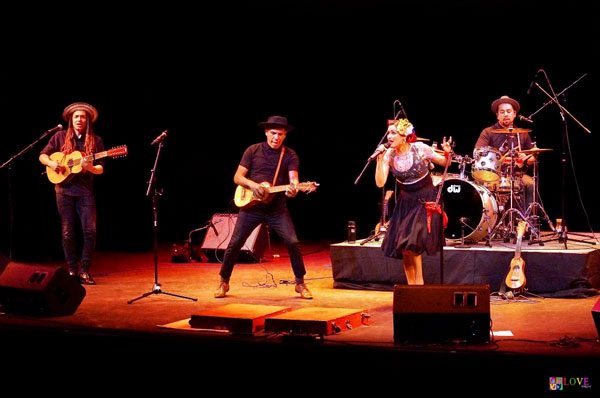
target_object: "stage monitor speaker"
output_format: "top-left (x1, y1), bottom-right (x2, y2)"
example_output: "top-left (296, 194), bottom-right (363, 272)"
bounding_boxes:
top-left (393, 284), bottom-right (490, 343)
top-left (592, 298), bottom-right (600, 339)
top-left (194, 213), bottom-right (268, 263)
top-left (0, 263), bottom-right (86, 317)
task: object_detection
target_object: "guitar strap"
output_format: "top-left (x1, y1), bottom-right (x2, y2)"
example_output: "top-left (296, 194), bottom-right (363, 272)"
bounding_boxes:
top-left (272, 147), bottom-right (285, 186)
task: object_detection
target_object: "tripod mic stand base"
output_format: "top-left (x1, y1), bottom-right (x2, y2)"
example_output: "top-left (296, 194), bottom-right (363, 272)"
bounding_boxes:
top-left (128, 283), bottom-right (198, 304)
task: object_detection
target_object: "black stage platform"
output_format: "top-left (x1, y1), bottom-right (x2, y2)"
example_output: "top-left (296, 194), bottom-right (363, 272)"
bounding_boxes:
top-left (331, 233), bottom-right (600, 296)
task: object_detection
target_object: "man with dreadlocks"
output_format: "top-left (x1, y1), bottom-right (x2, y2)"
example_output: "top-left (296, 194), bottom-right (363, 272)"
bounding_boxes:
top-left (39, 102), bottom-right (105, 285)
top-left (374, 119), bottom-right (451, 285)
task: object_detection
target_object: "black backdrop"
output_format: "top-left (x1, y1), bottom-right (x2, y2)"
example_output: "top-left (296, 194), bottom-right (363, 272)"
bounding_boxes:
top-left (1, 1), bottom-right (598, 262)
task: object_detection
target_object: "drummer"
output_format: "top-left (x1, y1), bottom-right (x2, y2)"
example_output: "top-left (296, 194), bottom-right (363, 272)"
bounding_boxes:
top-left (474, 95), bottom-right (535, 210)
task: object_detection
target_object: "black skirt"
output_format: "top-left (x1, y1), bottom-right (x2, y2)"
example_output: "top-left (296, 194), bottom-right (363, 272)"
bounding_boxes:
top-left (382, 174), bottom-right (445, 259)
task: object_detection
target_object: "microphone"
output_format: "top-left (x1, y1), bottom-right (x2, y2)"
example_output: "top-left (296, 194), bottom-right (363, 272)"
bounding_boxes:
top-left (368, 142), bottom-right (390, 161)
top-left (459, 217), bottom-right (470, 224)
top-left (526, 69), bottom-right (542, 95)
top-left (151, 130), bottom-right (168, 146)
top-left (517, 115), bottom-right (533, 123)
top-left (45, 124), bottom-right (63, 135)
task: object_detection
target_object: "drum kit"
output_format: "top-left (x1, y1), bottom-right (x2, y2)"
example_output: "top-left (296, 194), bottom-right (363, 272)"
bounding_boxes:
top-left (432, 128), bottom-right (554, 246)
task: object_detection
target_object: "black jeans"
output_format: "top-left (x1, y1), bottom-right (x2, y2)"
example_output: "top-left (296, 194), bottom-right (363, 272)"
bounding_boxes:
top-left (219, 206), bottom-right (306, 282)
top-left (56, 192), bottom-right (97, 273)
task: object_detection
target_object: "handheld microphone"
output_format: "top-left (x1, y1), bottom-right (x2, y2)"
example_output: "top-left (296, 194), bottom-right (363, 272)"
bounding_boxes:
top-left (151, 130), bottom-right (168, 146)
top-left (517, 115), bottom-right (533, 123)
top-left (526, 69), bottom-right (542, 95)
top-left (368, 142), bottom-right (391, 161)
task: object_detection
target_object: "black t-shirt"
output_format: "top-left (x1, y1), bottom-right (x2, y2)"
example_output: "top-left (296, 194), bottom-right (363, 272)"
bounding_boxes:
top-left (239, 141), bottom-right (300, 208)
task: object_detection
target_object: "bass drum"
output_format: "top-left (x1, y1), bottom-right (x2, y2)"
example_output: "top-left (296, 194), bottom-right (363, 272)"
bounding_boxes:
top-left (442, 178), bottom-right (498, 242)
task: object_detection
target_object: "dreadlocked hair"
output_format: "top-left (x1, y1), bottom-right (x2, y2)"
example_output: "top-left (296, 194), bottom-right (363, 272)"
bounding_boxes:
top-left (61, 113), bottom-right (97, 155)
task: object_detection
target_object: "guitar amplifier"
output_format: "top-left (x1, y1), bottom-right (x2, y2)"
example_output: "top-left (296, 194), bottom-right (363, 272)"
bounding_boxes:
top-left (191, 213), bottom-right (268, 263)
top-left (393, 284), bottom-right (490, 343)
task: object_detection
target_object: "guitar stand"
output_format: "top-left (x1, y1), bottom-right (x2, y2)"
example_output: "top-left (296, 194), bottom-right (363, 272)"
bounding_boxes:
top-left (360, 229), bottom-right (385, 246)
top-left (128, 139), bottom-right (197, 304)
top-left (497, 281), bottom-right (542, 302)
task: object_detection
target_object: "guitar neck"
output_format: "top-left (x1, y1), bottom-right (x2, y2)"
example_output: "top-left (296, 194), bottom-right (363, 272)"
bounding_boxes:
top-left (84, 151), bottom-right (110, 161)
top-left (267, 183), bottom-right (312, 194)
top-left (514, 236), bottom-right (523, 259)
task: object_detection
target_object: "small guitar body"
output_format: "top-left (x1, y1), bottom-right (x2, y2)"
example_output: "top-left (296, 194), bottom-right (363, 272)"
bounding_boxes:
top-left (46, 146), bottom-right (128, 184)
top-left (234, 181), bottom-right (319, 209)
top-left (505, 221), bottom-right (527, 290)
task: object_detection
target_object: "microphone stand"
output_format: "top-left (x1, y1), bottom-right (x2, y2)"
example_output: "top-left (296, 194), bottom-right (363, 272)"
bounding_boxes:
top-left (128, 139), bottom-right (197, 304)
top-left (1, 126), bottom-right (58, 260)
top-left (532, 73), bottom-right (597, 248)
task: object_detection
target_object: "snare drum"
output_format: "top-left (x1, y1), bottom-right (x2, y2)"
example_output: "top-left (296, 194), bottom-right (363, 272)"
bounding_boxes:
top-left (472, 146), bottom-right (502, 182)
top-left (442, 178), bottom-right (498, 241)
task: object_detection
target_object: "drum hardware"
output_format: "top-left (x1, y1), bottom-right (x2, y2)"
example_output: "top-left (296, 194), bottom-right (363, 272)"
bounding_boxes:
top-left (523, 145), bottom-right (554, 245)
top-left (489, 142), bottom-right (540, 243)
top-left (454, 217), bottom-right (471, 248)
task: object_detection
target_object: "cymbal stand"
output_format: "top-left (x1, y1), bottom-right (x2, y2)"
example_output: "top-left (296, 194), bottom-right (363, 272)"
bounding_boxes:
top-left (491, 144), bottom-right (539, 242)
top-left (524, 150), bottom-right (554, 245)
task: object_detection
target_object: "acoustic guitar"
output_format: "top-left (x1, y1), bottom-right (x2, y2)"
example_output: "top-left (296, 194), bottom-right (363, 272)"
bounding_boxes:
top-left (46, 146), bottom-right (128, 184)
top-left (505, 221), bottom-right (527, 290)
top-left (234, 181), bottom-right (319, 209)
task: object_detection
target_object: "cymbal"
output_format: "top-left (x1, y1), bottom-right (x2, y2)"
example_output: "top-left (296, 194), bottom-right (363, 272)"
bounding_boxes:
top-left (416, 137), bottom-right (430, 141)
top-left (520, 147), bottom-right (553, 154)
top-left (489, 128), bottom-right (532, 134)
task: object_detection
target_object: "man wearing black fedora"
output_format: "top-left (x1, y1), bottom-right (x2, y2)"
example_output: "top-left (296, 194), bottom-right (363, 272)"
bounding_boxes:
top-left (214, 115), bottom-right (315, 299)
top-left (39, 102), bottom-right (105, 285)
top-left (475, 95), bottom-right (535, 213)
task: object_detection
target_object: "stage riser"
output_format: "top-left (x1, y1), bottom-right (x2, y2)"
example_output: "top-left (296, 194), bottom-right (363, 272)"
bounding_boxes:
top-left (330, 242), bottom-right (600, 293)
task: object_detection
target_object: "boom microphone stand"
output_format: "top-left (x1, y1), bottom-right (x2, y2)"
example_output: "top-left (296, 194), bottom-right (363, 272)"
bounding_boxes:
top-left (1, 124), bottom-right (63, 260)
top-left (128, 133), bottom-right (197, 304)
top-left (531, 71), bottom-right (597, 248)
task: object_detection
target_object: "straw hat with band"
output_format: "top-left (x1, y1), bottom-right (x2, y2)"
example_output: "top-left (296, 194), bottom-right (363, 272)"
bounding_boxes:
top-left (62, 102), bottom-right (99, 123)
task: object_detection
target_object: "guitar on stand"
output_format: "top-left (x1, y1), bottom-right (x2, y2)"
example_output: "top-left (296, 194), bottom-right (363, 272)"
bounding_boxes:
top-left (360, 189), bottom-right (394, 246)
top-left (505, 221), bottom-right (527, 291)
top-left (375, 190), bottom-right (394, 235)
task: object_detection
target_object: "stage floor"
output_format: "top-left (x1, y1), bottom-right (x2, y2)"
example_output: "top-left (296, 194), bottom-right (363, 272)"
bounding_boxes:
top-left (1, 241), bottom-right (599, 392)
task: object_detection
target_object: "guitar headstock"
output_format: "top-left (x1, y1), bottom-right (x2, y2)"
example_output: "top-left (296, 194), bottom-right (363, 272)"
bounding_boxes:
top-left (302, 181), bottom-right (319, 193)
top-left (108, 145), bottom-right (128, 158)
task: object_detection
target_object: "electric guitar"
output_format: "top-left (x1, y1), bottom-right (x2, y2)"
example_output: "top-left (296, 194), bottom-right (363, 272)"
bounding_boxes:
top-left (46, 146), bottom-right (128, 184)
top-left (505, 221), bottom-right (527, 290)
top-left (234, 181), bottom-right (319, 209)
